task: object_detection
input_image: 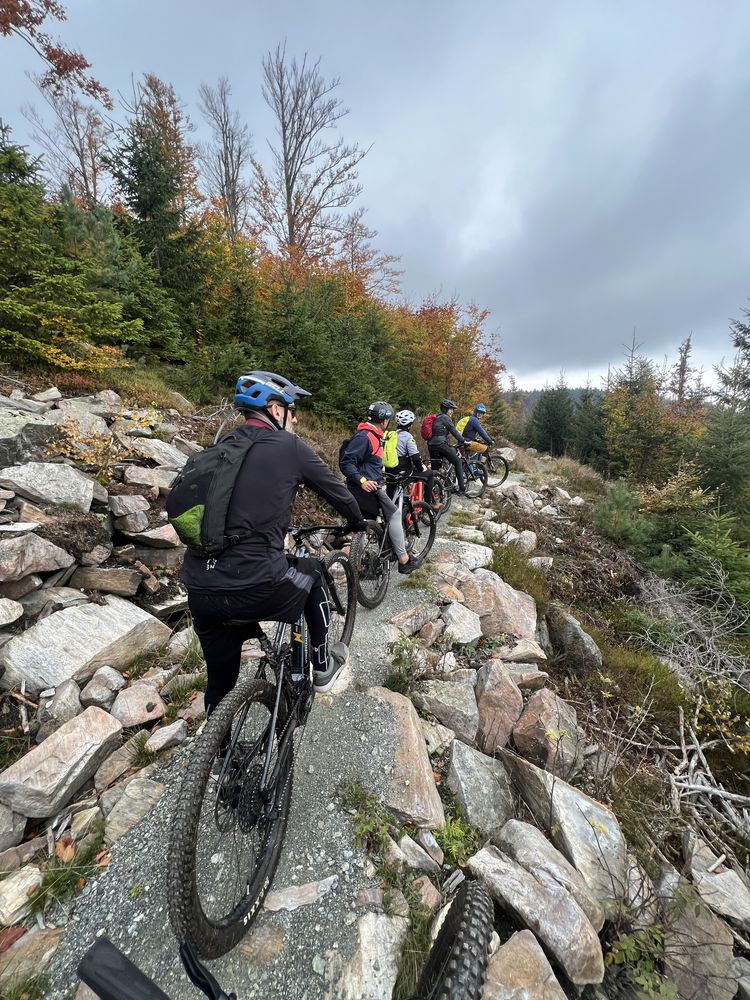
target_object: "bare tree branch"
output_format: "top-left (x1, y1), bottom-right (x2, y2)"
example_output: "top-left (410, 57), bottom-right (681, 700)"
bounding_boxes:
top-left (197, 77), bottom-right (252, 240)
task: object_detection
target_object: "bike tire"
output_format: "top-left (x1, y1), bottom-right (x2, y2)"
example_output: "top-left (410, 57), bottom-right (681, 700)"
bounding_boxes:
top-left (350, 521), bottom-right (391, 609)
top-left (323, 550), bottom-right (356, 646)
top-left (404, 501), bottom-right (436, 562)
top-left (465, 460), bottom-right (488, 499)
top-left (415, 880), bottom-right (495, 1000)
top-left (434, 475), bottom-right (452, 517)
top-left (486, 455), bottom-right (509, 488)
top-left (167, 674), bottom-right (294, 958)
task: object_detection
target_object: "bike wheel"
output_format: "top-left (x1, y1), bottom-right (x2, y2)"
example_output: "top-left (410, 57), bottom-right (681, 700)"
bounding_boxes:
top-left (486, 455), bottom-right (509, 487)
top-left (404, 501), bottom-right (436, 562)
top-left (323, 550), bottom-right (356, 646)
top-left (465, 460), bottom-right (488, 498)
top-left (168, 673), bottom-right (294, 958)
top-left (415, 880), bottom-right (495, 1000)
top-left (350, 521), bottom-right (391, 609)
top-left (434, 475), bottom-right (452, 516)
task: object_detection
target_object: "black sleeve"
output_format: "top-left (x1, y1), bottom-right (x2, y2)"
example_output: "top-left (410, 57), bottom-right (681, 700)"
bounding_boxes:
top-left (446, 417), bottom-right (466, 445)
top-left (296, 438), bottom-right (363, 523)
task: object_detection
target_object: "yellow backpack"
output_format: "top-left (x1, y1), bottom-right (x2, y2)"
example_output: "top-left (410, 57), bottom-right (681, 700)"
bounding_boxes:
top-left (382, 430), bottom-right (399, 469)
top-left (456, 415), bottom-right (470, 436)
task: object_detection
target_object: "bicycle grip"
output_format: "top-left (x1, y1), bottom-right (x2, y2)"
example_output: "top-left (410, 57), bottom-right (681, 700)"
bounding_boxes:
top-left (77, 937), bottom-right (171, 1000)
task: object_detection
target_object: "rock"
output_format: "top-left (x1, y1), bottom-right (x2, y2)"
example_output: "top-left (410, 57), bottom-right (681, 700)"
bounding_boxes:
top-left (70, 566), bottom-right (143, 596)
top-left (1, 596), bottom-right (171, 693)
top-left (94, 732), bottom-right (147, 792)
top-left (31, 387), bottom-right (61, 402)
top-left (0, 865), bottom-right (43, 924)
top-left (447, 740), bottom-right (514, 839)
top-left (512, 688), bottom-right (583, 777)
top-left (0, 707), bottom-right (122, 817)
top-left (0, 926), bottom-right (63, 989)
top-left (412, 876), bottom-right (442, 912)
top-left (657, 865), bottom-right (737, 1000)
top-left (15, 499), bottom-right (55, 524)
top-left (0, 533), bottom-right (74, 583)
top-left (173, 434), bottom-right (202, 456)
top-left (80, 666), bottom-right (126, 709)
top-left (570, 496), bottom-right (587, 507)
top-left (0, 412), bottom-right (58, 467)
top-left (495, 819), bottom-right (605, 931)
top-left (238, 923), bottom-right (286, 965)
top-left (510, 529), bottom-right (537, 554)
top-left (47, 405), bottom-right (109, 440)
top-left (57, 389), bottom-right (122, 418)
top-left (498, 482), bottom-right (539, 512)
top-left (419, 620), bottom-right (445, 645)
top-left (499, 751), bottom-right (627, 916)
top-left (122, 523), bottom-right (181, 548)
top-left (482, 520), bottom-right (518, 541)
top-left (110, 684), bottom-right (166, 727)
top-left (416, 829), bottom-right (444, 865)
top-left (438, 564), bottom-right (537, 640)
top-left (450, 527), bottom-right (486, 544)
top-left (737, 958), bottom-right (750, 1000)
top-left (413, 681), bottom-right (479, 745)
top-left (624, 852), bottom-right (659, 928)
top-left (0, 805), bottom-right (25, 853)
top-left (442, 602), bottom-right (482, 645)
top-left (483, 929), bottom-right (567, 1000)
top-left (264, 875), bottom-right (338, 912)
top-left (79, 543), bottom-right (113, 566)
top-left (145, 718), bottom-right (188, 752)
top-left (468, 846), bottom-right (604, 985)
top-left (500, 663), bottom-right (550, 690)
top-left (420, 719), bottom-right (455, 757)
top-left (19, 586), bottom-right (87, 618)
top-left (442, 541), bottom-right (493, 570)
top-left (36, 678), bottom-right (82, 739)
top-left (0, 574), bottom-right (42, 599)
top-left (475, 662), bottom-right (523, 754)
top-left (70, 805), bottom-right (101, 840)
top-left (0, 835), bottom-right (46, 874)
top-left (104, 776), bottom-right (165, 845)
top-left (0, 599), bottom-right (22, 627)
top-left (546, 606), bottom-right (602, 670)
top-left (123, 465), bottom-right (177, 494)
top-left (684, 830), bottom-right (750, 932)
top-left (115, 511), bottom-right (150, 533)
top-left (369, 688), bottom-right (444, 828)
top-left (427, 667), bottom-right (476, 686)
top-left (389, 603), bottom-right (440, 637)
top-left (176, 690), bottom-right (204, 722)
top-left (324, 911), bottom-right (408, 1000)
top-left (436, 583), bottom-right (465, 603)
top-left (528, 556), bottom-right (554, 570)
top-left (108, 494), bottom-right (150, 516)
top-left (494, 639), bottom-right (547, 664)
top-left (0, 462), bottom-right (94, 512)
top-left (167, 625), bottom-right (198, 660)
top-left (398, 834), bottom-right (440, 874)
top-left (130, 437), bottom-right (187, 468)
top-left (497, 448), bottom-right (517, 462)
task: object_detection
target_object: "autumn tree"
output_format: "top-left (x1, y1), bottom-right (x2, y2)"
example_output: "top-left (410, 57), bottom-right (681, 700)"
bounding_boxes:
top-left (252, 44), bottom-right (368, 261)
top-left (334, 208), bottom-right (401, 298)
top-left (23, 79), bottom-right (109, 202)
top-left (198, 77), bottom-right (252, 240)
top-left (0, 0), bottom-right (109, 104)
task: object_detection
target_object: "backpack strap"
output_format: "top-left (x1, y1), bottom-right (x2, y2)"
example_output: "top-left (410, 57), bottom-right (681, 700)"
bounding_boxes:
top-left (200, 428), bottom-right (261, 555)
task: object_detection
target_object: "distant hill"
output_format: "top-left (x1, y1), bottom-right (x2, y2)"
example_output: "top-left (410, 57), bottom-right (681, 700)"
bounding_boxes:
top-left (503, 386), bottom-right (603, 416)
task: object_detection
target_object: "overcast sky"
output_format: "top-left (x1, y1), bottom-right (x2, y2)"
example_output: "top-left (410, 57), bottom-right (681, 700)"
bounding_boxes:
top-left (2, 0), bottom-right (748, 389)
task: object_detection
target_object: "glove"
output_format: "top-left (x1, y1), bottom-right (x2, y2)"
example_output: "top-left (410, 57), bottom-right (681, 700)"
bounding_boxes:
top-left (347, 519), bottom-right (369, 533)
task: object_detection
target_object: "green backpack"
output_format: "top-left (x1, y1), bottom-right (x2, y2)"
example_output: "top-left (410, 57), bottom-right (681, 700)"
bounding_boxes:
top-left (382, 429), bottom-right (399, 469)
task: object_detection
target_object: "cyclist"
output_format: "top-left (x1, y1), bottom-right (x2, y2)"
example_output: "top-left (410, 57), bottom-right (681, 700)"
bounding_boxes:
top-left (394, 409), bottom-right (440, 511)
top-left (340, 402), bottom-right (422, 575)
top-left (180, 371), bottom-right (368, 706)
top-left (462, 403), bottom-right (494, 456)
top-left (428, 399), bottom-right (468, 493)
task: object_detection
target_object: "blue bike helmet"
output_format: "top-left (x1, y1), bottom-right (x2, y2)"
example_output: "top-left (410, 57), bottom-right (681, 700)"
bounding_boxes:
top-left (475, 403), bottom-right (487, 414)
top-left (234, 371), bottom-right (311, 411)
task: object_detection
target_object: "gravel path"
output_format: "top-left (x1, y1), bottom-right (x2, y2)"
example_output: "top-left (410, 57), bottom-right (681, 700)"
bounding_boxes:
top-left (47, 492), bottom-right (499, 1000)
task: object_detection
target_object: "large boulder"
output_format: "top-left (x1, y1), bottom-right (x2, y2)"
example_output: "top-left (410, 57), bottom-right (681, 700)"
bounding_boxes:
top-left (494, 819), bottom-right (604, 931)
top-left (368, 688), bottom-right (444, 829)
top-left (475, 662), bottom-right (523, 754)
top-left (546, 606), bottom-right (602, 670)
top-left (47, 405), bottom-right (109, 440)
top-left (499, 751), bottom-right (627, 916)
top-left (56, 390), bottom-right (122, 418)
top-left (123, 466), bottom-right (177, 494)
top-left (0, 706), bottom-right (122, 817)
top-left (657, 865), bottom-right (737, 1000)
top-left (437, 564), bottom-right (537, 639)
top-left (413, 680), bottom-right (479, 745)
top-left (0, 596), bottom-right (171, 693)
top-left (129, 437), bottom-right (187, 468)
top-left (0, 462), bottom-right (94, 512)
top-left (483, 930), bottom-right (567, 1000)
top-left (447, 740), bottom-right (514, 839)
top-left (511, 688), bottom-right (583, 777)
top-left (468, 845), bottom-right (604, 985)
top-left (0, 599), bottom-right (22, 627)
top-left (442, 602), bottom-right (482, 645)
top-left (0, 533), bottom-right (74, 582)
top-left (0, 411), bottom-right (57, 467)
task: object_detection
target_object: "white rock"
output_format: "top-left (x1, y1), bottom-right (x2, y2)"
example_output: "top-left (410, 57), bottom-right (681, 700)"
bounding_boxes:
top-left (0, 599), bottom-right (22, 626)
top-left (324, 911), bottom-right (408, 1000)
top-left (0, 803), bottom-right (25, 852)
top-left (447, 740), bottom-right (514, 839)
top-left (104, 776), bottom-right (165, 845)
top-left (0, 462), bottom-right (94, 512)
top-left (264, 875), bottom-right (338, 912)
top-left (145, 719), bottom-right (188, 752)
top-left (0, 865), bottom-right (43, 925)
top-left (0, 534), bottom-right (74, 583)
top-left (398, 834), bottom-right (441, 874)
top-left (442, 602), bottom-right (482, 645)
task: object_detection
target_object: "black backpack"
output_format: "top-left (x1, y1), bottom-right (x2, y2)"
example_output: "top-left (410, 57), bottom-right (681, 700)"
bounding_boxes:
top-left (166, 428), bottom-right (259, 557)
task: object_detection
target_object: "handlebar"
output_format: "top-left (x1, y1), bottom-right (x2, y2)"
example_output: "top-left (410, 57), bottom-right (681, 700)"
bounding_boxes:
top-left (288, 523), bottom-right (350, 541)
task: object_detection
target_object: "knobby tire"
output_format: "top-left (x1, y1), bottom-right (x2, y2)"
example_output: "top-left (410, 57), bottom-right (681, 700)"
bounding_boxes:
top-left (404, 500), bottom-right (436, 562)
top-left (351, 520), bottom-right (390, 609)
top-left (322, 550), bottom-right (357, 646)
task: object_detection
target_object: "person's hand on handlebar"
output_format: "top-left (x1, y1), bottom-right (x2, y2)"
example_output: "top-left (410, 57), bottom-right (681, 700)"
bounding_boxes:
top-left (360, 480), bottom-right (379, 493)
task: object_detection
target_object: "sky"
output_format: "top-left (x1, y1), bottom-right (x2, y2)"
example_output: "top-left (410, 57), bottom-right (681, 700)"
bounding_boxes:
top-left (2, 0), bottom-right (749, 390)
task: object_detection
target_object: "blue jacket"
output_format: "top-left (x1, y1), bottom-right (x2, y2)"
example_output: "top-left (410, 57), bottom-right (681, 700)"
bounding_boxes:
top-left (340, 423), bottom-right (384, 487)
top-left (463, 414), bottom-right (492, 445)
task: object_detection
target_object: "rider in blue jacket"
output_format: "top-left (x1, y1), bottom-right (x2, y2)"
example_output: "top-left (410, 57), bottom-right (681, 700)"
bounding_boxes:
top-left (463, 403), bottom-right (493, 454)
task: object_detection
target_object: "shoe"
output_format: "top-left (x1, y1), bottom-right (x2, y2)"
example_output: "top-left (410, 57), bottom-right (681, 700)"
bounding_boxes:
top-left (398, 557), bottom-right (422, 575)
top-left (314, 642), bottom-right (349, 693)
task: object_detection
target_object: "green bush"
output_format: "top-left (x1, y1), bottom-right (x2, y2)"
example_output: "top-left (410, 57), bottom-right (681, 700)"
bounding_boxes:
top-left (594, 481), bottom-right (653, 550)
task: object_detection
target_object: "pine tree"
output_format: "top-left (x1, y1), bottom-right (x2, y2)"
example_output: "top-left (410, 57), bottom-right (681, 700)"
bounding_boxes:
top-left (569, 386), bottom-right (607, 470)
top-left (528, 377), bottom-right (574, 456)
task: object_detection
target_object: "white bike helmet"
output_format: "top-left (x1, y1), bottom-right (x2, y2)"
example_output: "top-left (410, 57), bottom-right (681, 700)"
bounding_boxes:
top-left (395, 409), bottom-right (416, 428)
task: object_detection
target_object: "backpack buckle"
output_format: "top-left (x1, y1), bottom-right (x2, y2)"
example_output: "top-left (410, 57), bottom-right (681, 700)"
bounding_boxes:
top-left (206, 557), bottom-right (217, 570)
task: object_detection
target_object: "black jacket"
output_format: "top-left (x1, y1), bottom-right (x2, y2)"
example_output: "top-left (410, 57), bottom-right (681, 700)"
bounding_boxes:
top-left (181, 425), bottom-right (362, 590)
top-left (429, 413), bottom-right (466, 447)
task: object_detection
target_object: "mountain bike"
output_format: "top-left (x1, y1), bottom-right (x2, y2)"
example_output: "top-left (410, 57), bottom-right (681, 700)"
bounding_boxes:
top-left (166, 524), bottom-right (356, 959)
top-left (350, 475), bottom-right (436, 609)
top-left (430, 450), bottom-right (488, 514)
top-left (480, 449), bottom-right (510, 488)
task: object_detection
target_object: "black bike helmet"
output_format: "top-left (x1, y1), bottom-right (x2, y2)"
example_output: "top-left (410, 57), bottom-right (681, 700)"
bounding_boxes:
top-left (440, 399), bottom-right (457, 413)
top-left (367, 401), bottom-right (394, 423)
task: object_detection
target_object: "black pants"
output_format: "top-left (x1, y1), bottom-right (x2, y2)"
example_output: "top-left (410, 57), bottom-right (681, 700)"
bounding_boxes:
top-left (188, 558), bottom-right (331, 716)
top-left (429, 442), bottom-right (466, 491)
